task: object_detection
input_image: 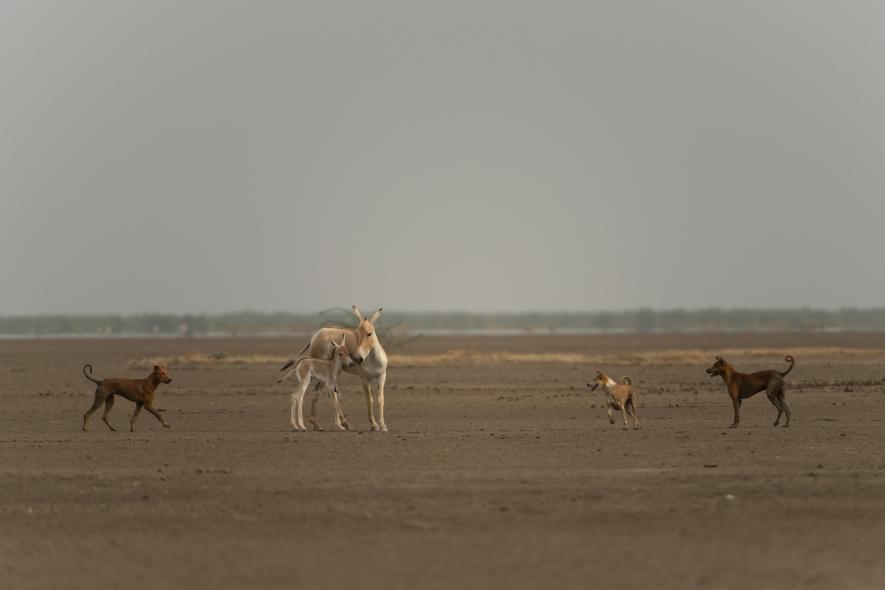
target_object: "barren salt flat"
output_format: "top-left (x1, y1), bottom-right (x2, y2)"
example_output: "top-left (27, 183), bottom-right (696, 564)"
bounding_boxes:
top-left (2, 333), bottom-right (884, 589)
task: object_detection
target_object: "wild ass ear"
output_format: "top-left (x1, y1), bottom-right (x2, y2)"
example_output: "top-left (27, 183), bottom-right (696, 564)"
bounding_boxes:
top-left (369, 308), bottom-right (383, 323)
top-left (352, 305), bottom-right (364, 321)
top-left (339, 335), bottom-right (346, 347)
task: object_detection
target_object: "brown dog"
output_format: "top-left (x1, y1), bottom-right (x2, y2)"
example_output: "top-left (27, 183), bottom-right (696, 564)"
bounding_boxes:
top-left (82, 363), bottom-right (172, 432)
top-left (587, 371), bottom-right (640, 429)
top-left (705, 355), bottom-right (793, 428)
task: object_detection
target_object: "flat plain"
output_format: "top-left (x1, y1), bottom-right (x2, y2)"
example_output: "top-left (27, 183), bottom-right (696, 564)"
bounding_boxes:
top-left (1, 332), bottom-right (884, 589)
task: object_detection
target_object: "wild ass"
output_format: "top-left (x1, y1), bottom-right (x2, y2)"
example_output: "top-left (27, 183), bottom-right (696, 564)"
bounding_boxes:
top-left (281, 305), bottom-right (390, 432)
top-left (277, 336), bottom-right (354, 431)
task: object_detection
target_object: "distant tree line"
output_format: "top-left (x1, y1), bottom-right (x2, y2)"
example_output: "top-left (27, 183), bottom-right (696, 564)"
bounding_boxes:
top-left (3, 307), bottom-right (885, 336)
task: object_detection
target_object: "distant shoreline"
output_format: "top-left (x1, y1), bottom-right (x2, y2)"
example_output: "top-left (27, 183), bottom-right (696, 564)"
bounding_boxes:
top-left (3, 308), bottom-right (885, 338)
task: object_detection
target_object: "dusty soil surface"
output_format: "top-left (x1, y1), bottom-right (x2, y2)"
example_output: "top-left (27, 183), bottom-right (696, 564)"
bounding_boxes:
top-left (2, 333), bottom-right (884, 590)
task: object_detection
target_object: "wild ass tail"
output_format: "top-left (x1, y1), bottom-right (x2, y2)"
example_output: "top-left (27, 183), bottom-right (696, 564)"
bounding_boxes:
top-left (281, 342), bottom-right (311, 372)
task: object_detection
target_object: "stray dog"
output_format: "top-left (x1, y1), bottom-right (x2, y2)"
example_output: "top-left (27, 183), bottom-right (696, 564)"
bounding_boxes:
top-left (587, 371), bottom-right (640, 429)
top-left (82, 363), bottom-right (172, 432)
top-left (277, 336), bottom-right (354, 432)
top-left (705, 355), bottom-right (793, 428)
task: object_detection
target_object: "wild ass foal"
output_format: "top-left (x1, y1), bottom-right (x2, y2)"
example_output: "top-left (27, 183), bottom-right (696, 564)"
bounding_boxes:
top-left (281, 305), bottom-right (390, 431)
top-left (277, 336), bottom-right (354, 431)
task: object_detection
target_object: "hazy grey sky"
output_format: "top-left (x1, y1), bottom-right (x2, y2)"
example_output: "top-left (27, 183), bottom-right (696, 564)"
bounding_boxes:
top-left (2, 1), bottom-right (884, 314)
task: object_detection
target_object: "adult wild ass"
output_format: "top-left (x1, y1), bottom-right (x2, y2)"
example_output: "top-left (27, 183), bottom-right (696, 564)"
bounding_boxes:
top-left (281, 305), bottom-right (390, 432)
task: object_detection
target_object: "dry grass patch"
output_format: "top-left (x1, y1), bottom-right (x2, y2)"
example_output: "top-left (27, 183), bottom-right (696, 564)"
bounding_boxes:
top-left (131, 347), bottom-right (885, 370)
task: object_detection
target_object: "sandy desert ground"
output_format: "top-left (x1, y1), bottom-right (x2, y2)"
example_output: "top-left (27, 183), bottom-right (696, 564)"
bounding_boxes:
top-left (1, 333), bottom-right (884, 589)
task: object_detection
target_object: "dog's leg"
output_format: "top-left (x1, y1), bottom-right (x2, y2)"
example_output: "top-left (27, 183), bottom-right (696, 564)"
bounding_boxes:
top-left (729, 396), bottom-right (741, 428)
top-left (767, 378), bottom-right (790, 428)
top-left (607, 402), bottom-right (615, 425)
top-left (101, 395), bottom-right (117, 432)
top-left (361, 378), bottom-right (381, 431)
top-left (130, 402), bottom-right (143, 432)
top-left (619, 403), bottom-right (629, 429)
top-left (627, 398), bottom-right (640, 429)
top-left (779, 391), bottom-right (791, 428)
top-left (82, 391), bottom-right (105, 432)
top-left (767, 389), bottom-right (783, 426)
top-left (145, 403), bottom-right (170, 428)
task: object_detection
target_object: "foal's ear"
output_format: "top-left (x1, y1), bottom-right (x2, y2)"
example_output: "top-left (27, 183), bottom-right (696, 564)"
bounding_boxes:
top-left (352, 305), bottom-right (364, 321)
top-left (369, 307), bottom-right (383, 322)
top-left (339, 335), bottom-right (346, 347)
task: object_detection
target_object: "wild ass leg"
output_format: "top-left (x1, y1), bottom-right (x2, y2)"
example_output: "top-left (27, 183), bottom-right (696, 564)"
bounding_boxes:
top-left (376, 372), bottom-right (388, 432)
top-left (328, 385), bottom-right (347, 431)
top-left (291, 377), bottom-right (309, 431)
top-left (361, 378), bottom-right (381, 431)
top-left (296, 381), bottom-right (309, 431)
top-left (308, 379), bottom-right (324, 431)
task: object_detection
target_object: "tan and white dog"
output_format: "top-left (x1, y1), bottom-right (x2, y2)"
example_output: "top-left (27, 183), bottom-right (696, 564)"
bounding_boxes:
top-left (587, 371), bottom-right (641, 429)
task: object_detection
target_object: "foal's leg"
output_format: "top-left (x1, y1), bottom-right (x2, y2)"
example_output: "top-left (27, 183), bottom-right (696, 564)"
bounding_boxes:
top-left (309, 380), bottom-right (324, 431)
top-left (296, 380), bottom-right (309, 431)
top-left (291, 377), bottom-right (307, 431)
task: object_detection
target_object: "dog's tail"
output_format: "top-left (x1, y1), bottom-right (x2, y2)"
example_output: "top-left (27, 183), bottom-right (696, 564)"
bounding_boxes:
top-left (779, 355), bottom-right (795, 377)
top-left (621, 376), bottom-right (632, 385)
top-left (82, 364), bottom-right (101, 385)
top-left (280, 341), bottom-right (311, 372)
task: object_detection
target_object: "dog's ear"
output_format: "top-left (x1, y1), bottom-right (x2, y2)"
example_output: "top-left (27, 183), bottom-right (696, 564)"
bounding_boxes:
top-left (153, 364), bottom-right (161, 371)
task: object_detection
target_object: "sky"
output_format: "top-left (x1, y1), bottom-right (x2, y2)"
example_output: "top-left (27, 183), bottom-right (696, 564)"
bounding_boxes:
top-left (2, 1), bottom-right (884, 314)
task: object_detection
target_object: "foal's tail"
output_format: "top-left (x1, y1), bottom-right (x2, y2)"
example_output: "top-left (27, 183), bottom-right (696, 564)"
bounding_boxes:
top-left (280, 342), bottom-right (311, 372)
top-left (82, 364), bottom-right (101, 385)
top-left (779, 355), bottom-right (795, 377)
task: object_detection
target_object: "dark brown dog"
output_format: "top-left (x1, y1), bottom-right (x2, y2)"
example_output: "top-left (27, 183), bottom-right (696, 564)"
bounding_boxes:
top-left (705, 355), bottom-right (793, 428)
top-left (82, 363), bottom-right (172, 432)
